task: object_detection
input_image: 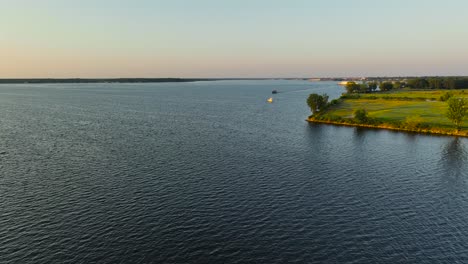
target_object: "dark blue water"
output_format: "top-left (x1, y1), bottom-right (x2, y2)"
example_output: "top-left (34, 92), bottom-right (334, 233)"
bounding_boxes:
top-left (1, 81), bottom-right (467, 263)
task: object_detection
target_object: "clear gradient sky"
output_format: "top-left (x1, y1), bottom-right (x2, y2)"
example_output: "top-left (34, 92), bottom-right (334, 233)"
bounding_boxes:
top-left (1, 0), bottom-right (468, 78)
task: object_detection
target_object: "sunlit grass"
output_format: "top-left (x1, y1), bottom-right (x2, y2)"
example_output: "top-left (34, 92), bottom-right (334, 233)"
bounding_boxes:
top-left (359, 89), bottom-right (468, 100)
top-left (324, 91), bottom-right (468, 130)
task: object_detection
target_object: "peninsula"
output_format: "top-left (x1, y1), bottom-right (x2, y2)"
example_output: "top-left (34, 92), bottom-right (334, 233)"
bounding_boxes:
top-left (307, 78), bottom-right (468, 137)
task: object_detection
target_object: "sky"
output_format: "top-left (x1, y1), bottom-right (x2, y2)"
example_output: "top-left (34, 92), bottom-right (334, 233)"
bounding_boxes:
top-left (1, 0), bottom-right (468, 78)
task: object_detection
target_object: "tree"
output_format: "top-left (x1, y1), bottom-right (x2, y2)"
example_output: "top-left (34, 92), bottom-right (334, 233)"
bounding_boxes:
top-left (358, 83), bottom-right (369, 93)
top-left (354, 108), bottom-right (369, 123)
top-left (368, 82), bottom-right (378, 92)
top-left (380, 82), bottom-right (394, 91)
top-left (446, 97), bottom-right (467, 131)
top-left (428, 78), bottom-right (442, 89)
top-left (444, 78), bottom-right (455, 89)
top-left (307, 93), bottom-right (329, 115)
top-left (345, 82), bottom-right (361, 93)
top-left (407, 78), bottom-right (429, 89)
top-left (439, 91), bottom-right (453, 102)
top-left (393, 81), bottom-right (402, 89)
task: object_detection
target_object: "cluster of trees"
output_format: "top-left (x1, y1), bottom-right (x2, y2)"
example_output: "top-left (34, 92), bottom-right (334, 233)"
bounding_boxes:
top-left (379, 82), bottom-right (394, 91)
top-left (345, 82), bottom-right (378, 93)
top-left (307, 93), bottom-right (329, 115)
top-left (407, 77), bottom-right (468, 89)
top-left (345, 77), bottom-right (468, 94)
top-left (446, 97), bottom-right (467, 131)
top-left (345, 81), bottom-right (396, 93)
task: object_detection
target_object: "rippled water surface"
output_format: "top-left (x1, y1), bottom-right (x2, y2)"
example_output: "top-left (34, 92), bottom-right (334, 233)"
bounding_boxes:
top-left (1, 81), bottom-right (468, 263)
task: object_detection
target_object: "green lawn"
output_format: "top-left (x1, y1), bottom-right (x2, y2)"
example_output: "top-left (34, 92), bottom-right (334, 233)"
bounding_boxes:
top-left (322, 90), bottom-right (468, 131)
top-left (358, 89), bottom-right (468, 100)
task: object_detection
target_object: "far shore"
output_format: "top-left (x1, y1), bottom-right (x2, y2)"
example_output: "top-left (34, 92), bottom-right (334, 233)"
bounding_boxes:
top-left (0, 78), bottom-right (213, 84)
top-left (0, 78), bottom-right (332, 84)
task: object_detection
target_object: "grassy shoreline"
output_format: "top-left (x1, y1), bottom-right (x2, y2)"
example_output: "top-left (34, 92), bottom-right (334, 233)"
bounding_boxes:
top-left (307, 118), bottom-right (468, 137)
top-left (307, 89), bottom-right (468, 137)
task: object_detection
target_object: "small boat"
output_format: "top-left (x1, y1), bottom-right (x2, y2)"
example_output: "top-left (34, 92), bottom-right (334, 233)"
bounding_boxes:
top-left (267, 97), bottom-right (273, 103)
top-left (272, 90), bottom-right (278, 94)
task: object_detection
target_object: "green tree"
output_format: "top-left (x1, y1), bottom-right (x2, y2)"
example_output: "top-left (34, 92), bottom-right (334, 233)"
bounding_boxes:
top-left (407, 78), bottom-right (429, 89)
top-left (443, 78), bottom-right (455, 89)
top-left (307, 93), bottom-right (329, 115)
top-left (393, 81), bottom-right (402, 89)
top-left (361, 83), bottom-right (372, 93)
top-left (367, 82), bottom-right (378, 92)
top-left (439, 91), bottom-right (453, 102)
top-left (345, 82), bottom-right (361, 93)
top-left (428, 78), bottom-right (442, 89)
top-left (446, 97), bottom-right (467, 131)
top-left (354, 108), bottom-right (369, 123)
top-left (380, 82), bottom-right (394, 91)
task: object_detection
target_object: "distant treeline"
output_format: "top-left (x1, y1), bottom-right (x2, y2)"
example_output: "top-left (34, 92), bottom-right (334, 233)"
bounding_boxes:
top-left (405, 77), bottom-right (468, 89)
top-left (0, 78), bottom-right (212, 84)
top-left (345, 77), bottom-right (468, 93)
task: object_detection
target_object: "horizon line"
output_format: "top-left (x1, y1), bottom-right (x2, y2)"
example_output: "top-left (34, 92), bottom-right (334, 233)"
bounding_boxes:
top-left (1, 75), bottom-right (468, 80)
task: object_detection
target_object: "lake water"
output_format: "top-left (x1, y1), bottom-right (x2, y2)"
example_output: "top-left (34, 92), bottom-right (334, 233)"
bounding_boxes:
top-left (1, 80), bottom-right (467, 263)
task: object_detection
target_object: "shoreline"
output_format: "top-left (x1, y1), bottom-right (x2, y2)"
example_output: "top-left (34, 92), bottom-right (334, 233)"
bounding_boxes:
top-left (0, 78), bottom-right (213, 84)
top-left (307, 118), bottom-right (468, 137)
top-left (0, 78), bottom-right (331, 84)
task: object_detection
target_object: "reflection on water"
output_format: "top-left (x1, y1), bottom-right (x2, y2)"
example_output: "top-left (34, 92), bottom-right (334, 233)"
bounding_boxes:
top-left (354, 127), bottom-right (367, 140)
top-left (437, 137), bottom-right (468, 228)
top-left (441, 137), bottom-right (467, 178)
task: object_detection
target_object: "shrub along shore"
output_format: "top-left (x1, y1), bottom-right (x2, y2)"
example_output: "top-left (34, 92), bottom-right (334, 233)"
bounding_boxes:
top-left (307, 89), bottom-right (468, 137)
